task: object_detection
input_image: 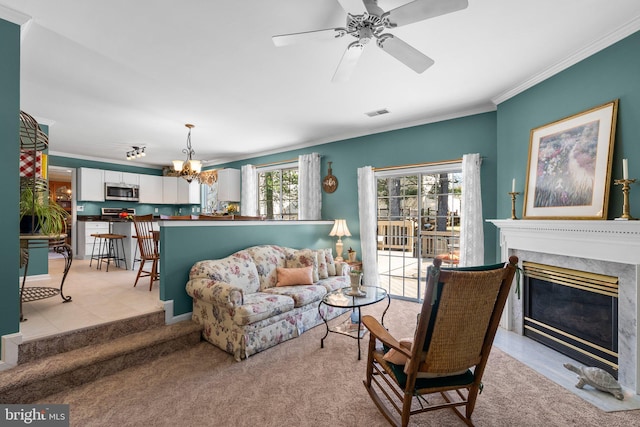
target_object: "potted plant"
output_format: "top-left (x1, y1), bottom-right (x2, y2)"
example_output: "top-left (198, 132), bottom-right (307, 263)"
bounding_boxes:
top-left (20, 185), bottom-right (70, 235)
top-left (347, 247), bottom-right (357, 262)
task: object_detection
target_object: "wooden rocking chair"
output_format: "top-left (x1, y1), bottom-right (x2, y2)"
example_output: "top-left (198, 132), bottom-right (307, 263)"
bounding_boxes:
top-left (362, 256), bottom-right (518, 426)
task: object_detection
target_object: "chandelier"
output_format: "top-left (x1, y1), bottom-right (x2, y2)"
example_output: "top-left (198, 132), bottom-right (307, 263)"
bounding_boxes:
top-left (172, 124), bottom-right (202, 183)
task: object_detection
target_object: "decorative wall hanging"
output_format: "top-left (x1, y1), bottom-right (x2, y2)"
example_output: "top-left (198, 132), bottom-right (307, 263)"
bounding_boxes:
top-left (523, 100), bottom-right (618, 219)
top-left (322, 161), bottom-right (338, 193)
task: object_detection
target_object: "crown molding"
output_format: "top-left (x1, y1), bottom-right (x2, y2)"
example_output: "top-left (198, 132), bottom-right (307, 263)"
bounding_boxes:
top-left (492, 15), bottom-right (640, 106)
top-left (0, 4), bottom-right (30, 25)
top-left (48, 150), bottom-right (165, 169)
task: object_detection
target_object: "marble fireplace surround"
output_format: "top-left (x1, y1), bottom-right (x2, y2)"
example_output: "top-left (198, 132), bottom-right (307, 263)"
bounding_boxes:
top-left (489, 219), bottom-right (640, 395)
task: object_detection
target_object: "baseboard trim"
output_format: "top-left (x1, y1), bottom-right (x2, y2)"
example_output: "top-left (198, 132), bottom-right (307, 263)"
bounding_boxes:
top-left (0, 332), bottom-right (23, 371)
top-left (161, 300), bottom-right (192, 325)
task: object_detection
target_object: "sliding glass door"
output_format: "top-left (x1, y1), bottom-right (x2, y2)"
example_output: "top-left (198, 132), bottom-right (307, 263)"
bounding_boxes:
top-left (376, 166), bottom-right (462, 301)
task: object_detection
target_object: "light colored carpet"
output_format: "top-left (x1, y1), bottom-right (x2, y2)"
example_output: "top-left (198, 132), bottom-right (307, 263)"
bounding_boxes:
top-left (37, 299), bottom-right (640, 427)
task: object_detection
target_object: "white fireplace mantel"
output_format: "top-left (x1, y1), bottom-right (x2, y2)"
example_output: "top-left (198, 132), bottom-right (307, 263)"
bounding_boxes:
top-left (488, 218), bottom-right (640, 394)
top-left (488, 219), bottom-right (640, 265)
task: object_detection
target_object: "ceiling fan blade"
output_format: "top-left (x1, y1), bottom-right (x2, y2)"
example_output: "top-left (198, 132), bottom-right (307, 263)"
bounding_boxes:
top-left (336, 0), bottom-right (367, 14)
top-left (385, 0), bottom-right (468, 28)
top-left (377, 35), bottom-right (434, 73)
top-left (332, 42), bottom-right (365, 83)
top-left (272, 28), bottom-right (346, 47)
top-left (363, 0), bottom-right (384, 16)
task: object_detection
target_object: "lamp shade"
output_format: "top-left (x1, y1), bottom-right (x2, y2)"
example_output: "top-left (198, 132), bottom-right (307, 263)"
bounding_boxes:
top-left (329, 219), bottom-right (351, 237)
top-left (172, 160), bottom-right (184, 171)
top-left (190, 159), bottom-right (202, 173)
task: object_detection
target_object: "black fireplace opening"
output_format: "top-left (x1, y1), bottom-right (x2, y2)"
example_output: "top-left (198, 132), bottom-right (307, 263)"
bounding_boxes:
top-left (523, 264), bottom-right (618, 379)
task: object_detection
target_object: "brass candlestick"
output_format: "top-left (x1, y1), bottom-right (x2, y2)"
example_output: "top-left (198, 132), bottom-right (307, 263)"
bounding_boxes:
top-left (509, 192), bottom-right (520, 220)
top-left (614, 178), bottom-right (636, 220)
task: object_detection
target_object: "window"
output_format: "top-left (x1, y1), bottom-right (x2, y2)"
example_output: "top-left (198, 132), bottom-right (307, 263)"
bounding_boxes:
top-left (376, 163), bottom-right (462, 301)
top-left (258, 164), bottom-right (298, 220)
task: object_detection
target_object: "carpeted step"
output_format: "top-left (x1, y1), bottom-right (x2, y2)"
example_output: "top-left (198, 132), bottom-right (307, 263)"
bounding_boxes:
top-left (0, 319), bottom-right (203, 403)
top-left (18, 310), bottom-right (166, 365)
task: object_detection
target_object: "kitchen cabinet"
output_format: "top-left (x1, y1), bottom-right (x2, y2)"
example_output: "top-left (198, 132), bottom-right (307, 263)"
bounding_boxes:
top-left (77, 167), bottom-right (104, 201)
top-left (139, 174), bottom-right (163, 204)
top-left (177, 180), bottom-right (201, 204)
top-left (76, 221), bottom-right (109, 259)
top-left (104, 170), bottom-right (139, 185)
top-left (162, 176), bottom-right (179, 204)
top-left (217, 168), bottom-right (240, 202)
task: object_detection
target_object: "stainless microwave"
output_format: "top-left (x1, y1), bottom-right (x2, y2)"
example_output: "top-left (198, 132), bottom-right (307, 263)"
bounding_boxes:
top-left (104, 183), bottom-right (140, 201)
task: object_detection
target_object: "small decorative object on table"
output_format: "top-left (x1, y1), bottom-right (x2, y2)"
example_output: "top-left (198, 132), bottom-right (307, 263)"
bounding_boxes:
top-left (348, 270), bottom-right (364, 296)
top-left (347, 247), bottom-right (357, 262)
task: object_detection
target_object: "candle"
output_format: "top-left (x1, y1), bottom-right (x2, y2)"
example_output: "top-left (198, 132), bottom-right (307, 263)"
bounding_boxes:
top-left (623, 158), bottom-right (629, 180)
top-left (512, 178), bottom-right (516, 193)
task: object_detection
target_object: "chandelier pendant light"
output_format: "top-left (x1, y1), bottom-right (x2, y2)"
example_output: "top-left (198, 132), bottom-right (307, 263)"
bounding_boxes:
top-left (173, 123), bottom-right (203, 183)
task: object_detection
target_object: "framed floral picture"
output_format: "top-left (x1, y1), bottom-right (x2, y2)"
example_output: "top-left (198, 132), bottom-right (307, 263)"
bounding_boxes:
top-left (523, 100), bottom-right (618, 219)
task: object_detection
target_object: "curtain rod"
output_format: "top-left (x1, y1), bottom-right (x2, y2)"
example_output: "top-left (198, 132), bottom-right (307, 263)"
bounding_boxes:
top-left (373, 158), bottom-right (464, 172)
top-left (256, 158), bottom-right (298, 168)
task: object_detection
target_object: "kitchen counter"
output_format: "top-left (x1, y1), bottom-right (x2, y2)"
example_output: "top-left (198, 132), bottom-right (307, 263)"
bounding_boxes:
top-left (77, 215), bottom-right (159, 222)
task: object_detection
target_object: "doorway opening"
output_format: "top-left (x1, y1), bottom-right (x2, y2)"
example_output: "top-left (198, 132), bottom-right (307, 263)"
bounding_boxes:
top-left (47, 166), bottom-right (75, 257)
top-left (376, 164), bottom-right (462, 301)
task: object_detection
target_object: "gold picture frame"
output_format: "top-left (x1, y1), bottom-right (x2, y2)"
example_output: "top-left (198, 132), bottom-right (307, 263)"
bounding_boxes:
top-left (523, 100), bottom-right (618, 219)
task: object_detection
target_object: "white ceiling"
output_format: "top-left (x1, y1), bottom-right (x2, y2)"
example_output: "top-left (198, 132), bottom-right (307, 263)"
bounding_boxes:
top-left (3, 0), bottom-right (640, 169)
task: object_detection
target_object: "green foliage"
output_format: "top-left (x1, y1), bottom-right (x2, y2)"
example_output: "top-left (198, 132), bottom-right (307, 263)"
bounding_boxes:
top-left (20, 184), bottom-right (70, 235)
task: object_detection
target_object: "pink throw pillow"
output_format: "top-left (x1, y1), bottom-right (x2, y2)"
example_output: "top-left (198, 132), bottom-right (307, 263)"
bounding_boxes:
top-left (276, 266), bottom-right (314, 287)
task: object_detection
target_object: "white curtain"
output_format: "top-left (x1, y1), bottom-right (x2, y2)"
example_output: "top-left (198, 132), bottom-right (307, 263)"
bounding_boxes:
top-left (459, 153), bottom-right (484, 266)
top-left (357, 166), bottom-right (379, 286)
top-left (298, 153), bottom-right (321, 220)
top-left (241, 164), bottom-right (258, 216)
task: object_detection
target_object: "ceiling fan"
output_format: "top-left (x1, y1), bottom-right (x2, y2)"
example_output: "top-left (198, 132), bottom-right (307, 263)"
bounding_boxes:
top-left (272, 0), bottom-right (469, 82)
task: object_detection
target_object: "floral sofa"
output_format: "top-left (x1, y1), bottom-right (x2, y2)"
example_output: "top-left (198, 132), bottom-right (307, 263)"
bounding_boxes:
top-left (186, 245), bottom-right (351, 361)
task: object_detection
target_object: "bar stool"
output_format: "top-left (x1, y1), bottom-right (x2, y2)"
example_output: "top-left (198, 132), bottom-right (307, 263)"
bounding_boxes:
top-left (90, 233), bottom-right (127, 271)
top-left (89, 233), bottom-right (108, 268)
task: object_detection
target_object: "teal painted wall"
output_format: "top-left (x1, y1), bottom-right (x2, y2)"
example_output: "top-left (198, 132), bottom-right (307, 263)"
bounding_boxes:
top-left (218, 112), bottom-right (499, 262)
top-left (161, 113), bottom-right (497, 317)
top-left (0, 18), bottom-right (21, 346)
top-left (160, 223), bottom-right (335, 315)
top-left (497, 30), bottom-right (640, 224)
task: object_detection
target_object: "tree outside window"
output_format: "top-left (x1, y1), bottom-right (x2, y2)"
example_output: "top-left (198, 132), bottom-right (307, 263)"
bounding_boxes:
top-left (258, 167), bottom-right (298, 220)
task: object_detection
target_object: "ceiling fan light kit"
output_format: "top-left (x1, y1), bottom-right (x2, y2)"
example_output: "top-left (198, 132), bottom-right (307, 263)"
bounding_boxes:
top-left (272, 0), bottom-right (468, 82)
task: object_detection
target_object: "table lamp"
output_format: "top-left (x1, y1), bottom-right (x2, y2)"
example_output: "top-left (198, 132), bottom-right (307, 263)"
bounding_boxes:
top-left (329, 219), bottom-right (351, 261)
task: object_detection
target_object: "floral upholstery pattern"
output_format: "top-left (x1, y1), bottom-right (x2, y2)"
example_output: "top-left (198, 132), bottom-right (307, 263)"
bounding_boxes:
top-left (186, 245), bottom-right (351, 361)
top-left (325, 248), bottom-right (337, 276)
top-left (316, 250), bottom-right (329, 279)
top-left (244, 245), bottom-right (288, 290)
top-left (232, 292), bottom-right (295, 325)
top-left (189, 253), bottom-right (260, 294)
top-left (263, 284), bottom-right (327, 307)
top-left (285, 249), bottom-right (319, 282)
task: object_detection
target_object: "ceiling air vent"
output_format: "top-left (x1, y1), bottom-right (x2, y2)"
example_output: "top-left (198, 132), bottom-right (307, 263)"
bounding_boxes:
top-left (365, 109), bottom-right (389, 117)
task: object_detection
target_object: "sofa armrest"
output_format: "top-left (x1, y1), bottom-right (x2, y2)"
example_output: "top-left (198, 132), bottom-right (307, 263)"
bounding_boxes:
top-left (336, 261), bottom-right (350, 276)
top-left (186, 278), bottom-right (244, 307)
